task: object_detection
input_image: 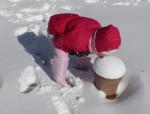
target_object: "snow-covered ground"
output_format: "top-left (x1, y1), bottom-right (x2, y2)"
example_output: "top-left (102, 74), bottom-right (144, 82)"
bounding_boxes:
top-left (0, 0), bottom-right (150, 114)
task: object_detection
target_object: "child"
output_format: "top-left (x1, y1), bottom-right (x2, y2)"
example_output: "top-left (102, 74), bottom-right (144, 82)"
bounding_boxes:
top-left (47, 13), bottom-right (121, 86)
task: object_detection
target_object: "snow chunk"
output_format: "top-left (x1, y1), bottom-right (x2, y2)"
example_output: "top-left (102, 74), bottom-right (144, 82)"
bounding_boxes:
top-left (19, 66), bottom-right (40, 93)
top-left (14, 26), bottom-right (28, 36)
top-left (51, 95), bottom-right (72, 114)
top-left (83, 0), bottom-right (99, 4)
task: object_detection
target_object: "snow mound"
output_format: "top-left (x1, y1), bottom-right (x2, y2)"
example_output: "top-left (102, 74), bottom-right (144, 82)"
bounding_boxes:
top-left (18, 66), bottom-right (40, 93)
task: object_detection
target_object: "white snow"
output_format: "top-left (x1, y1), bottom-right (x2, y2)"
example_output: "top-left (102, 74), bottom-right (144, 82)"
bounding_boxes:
top-left (15, 13), bottom-right (23, 18)
top-left (20, 8), bottom-right (39, 13)
top-left (98, 90), bottom-right (106, 98)
top-left (29, 25), bottom-right (40, 36)
top-left (112, 2), bottom-right (132, 6)
top-left (24, 15), bottom-right (44, 22)
top-left (60, 6), bottom-right (73, 11)
top-left (76, 97), bottom-right (85, 103)
top-left (9, 0), bottom-right (21, 3)
top-left (83, 0), bottom-right (99, 4)
top-left (51, 95), bottom-right (72, 114)
top-left (40, 3), bottom-right (50, 12)
top-left (0, 10), bottom-right (11, 18)
top-left (116, 73), bottom-right (130, 96)
top-left (14, 26), bottom-right (28, 36)
top-left (18, 66), bottom-right (40, 93)
top-left (37, 84), bottom-right (52, 95)
top-left (1, 0), bottom-right (150, 114)
top-left (20, 4), bottom-right (50, 13)
top-left (112, 0), bottom-right (143, 6)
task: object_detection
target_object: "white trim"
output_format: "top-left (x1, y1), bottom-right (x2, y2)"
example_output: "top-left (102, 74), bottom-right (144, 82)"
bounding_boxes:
top-left (93, 29), bottom-right (98, 53)
top-left (88, 30), bottom-right (98, 54)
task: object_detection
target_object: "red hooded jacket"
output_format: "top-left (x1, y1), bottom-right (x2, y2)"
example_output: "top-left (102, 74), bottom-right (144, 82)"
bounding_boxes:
top-left (48, 13), bottom-right (101, 53)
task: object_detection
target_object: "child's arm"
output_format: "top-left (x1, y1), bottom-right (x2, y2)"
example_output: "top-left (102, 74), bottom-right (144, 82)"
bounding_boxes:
top-left (51, 48), bottom-right (69, 85)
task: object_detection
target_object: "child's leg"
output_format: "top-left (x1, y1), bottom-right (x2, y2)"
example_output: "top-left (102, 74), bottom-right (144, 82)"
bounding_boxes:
top-left (75, 54), bottom-right (99, 71)
top-left (51, 48), bottom-right (69, 86)
top-left (75, 57), bottom-right (91, 71)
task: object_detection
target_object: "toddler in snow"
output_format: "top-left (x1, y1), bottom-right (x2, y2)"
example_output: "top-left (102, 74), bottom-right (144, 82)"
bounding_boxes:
top-left (47, 13), bottom-right (121, 86)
